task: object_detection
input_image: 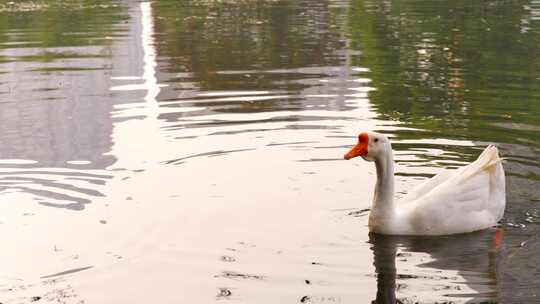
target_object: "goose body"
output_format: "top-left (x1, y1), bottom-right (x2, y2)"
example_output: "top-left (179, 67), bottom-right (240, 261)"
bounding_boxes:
top-left (344, 132), bottom-right (506, 236)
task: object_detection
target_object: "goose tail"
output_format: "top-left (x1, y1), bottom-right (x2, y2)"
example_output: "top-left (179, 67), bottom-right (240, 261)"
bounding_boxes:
top-left (478, 145), bottom-right (503, 168)
top-left (460, 145), bottom-right (506, 220)
top-left (459, 145), bottom-right (503, 182)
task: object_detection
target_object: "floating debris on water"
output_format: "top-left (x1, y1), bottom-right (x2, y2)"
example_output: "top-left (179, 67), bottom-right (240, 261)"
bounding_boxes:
top-left (396, 273), bottom-right (458, 281)
top-left (215, 271), bottom-right (263, 280)
top-left (347, 208), bottom-right (370, 217)
top-left (220, 255), bottom-right (236, 262)
top-left (217, 288), bottom-right (232, 298)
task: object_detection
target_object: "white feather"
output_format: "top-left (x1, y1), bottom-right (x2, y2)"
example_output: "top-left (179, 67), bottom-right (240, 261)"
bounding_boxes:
top-left (347, 132), bottom-right (506, 235)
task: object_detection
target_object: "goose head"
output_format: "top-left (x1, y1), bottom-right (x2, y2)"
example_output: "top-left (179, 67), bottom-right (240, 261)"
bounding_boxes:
top-left (344, 132), bottom-right (391, 162)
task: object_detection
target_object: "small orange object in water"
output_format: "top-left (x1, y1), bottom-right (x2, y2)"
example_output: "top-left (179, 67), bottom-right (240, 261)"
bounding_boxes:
top-left (492, 228), bottom-right (503, 250)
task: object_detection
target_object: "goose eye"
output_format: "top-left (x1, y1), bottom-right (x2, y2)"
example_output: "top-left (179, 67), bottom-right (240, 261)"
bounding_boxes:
top-left (374, 138), bottom-right (379, 143)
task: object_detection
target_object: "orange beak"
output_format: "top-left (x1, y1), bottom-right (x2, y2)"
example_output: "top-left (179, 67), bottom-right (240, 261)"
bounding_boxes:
top-left (344, 133), bottom-right (369, 160)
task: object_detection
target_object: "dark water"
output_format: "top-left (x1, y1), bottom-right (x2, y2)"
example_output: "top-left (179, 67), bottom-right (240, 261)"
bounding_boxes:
top-left (0, 0), bottom-right (539, 303)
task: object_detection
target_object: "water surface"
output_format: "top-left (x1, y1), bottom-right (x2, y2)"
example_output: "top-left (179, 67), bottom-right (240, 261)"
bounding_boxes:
top-left (0, 0), bottom-right (539, 303)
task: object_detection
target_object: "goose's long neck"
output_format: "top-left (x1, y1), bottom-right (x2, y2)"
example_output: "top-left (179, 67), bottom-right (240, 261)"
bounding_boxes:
top-left (372, 148), bottom-right (396, 218)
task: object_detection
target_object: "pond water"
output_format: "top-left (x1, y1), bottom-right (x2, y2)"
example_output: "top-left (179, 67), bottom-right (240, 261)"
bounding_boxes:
top-left (0, 0), bottom-right (539, 303)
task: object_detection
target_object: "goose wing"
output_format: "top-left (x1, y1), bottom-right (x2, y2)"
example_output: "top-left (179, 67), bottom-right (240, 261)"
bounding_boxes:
top-left (400, 146), bottom-right (505, 235)
top-left (400, 170), bottom-right (454, 204)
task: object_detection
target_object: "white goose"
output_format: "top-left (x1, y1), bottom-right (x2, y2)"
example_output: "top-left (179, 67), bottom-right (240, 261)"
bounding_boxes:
top-left (344, 132), bottom-right (506, 235)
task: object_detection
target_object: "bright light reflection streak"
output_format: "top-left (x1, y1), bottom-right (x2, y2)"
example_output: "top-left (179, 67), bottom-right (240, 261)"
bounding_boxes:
top-left (141, 1), bottom-right (162, 116)
top-left (107, 2), bottom-right (169, 167)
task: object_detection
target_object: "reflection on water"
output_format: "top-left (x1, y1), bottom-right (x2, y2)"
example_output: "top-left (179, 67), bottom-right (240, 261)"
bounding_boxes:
top-left (0, 0), bottom-right (540, 303)
top-left (370, 231), bottom-right (502, 303)
top-left (0, 1), bottom-right (129, 209)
